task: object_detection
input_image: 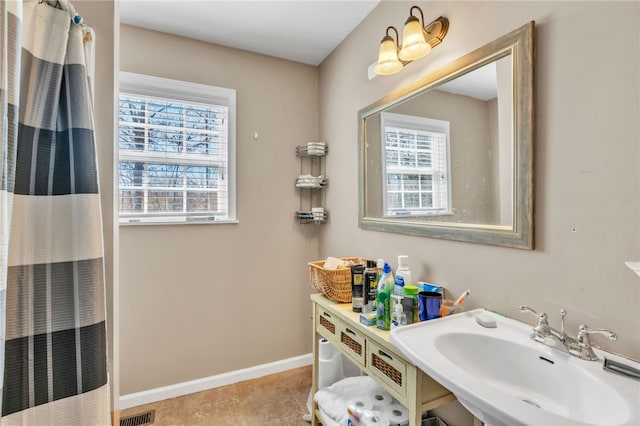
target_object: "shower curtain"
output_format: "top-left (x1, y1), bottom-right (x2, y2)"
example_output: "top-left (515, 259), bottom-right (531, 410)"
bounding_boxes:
top-left (0, 1), bottom-right (110, 424)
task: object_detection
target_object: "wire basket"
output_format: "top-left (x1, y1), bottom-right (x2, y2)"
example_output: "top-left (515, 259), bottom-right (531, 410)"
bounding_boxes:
top-left (308, 257), bottom-right (363, 303)
top-left (423, 417), bottom-right (448, 426)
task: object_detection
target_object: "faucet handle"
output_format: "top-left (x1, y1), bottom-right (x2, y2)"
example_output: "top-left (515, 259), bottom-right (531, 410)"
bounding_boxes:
top-left (518, 305), bottom-right (548, 323)
top-left (576, 324), bottom-right (617, 341)
top-left (569, 324), bottom-right (617, 361)
top-left (519, 305), bottom-right (551, 342)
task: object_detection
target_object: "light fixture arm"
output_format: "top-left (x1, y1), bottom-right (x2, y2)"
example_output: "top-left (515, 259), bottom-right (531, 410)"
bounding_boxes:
top-left (385, 26), bottom-right (400, 49)
top-left (409, 5), bottom-right (425, 27)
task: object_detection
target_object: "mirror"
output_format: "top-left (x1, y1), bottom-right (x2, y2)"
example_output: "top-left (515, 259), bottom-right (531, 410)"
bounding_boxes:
top-left (358, 22), bottom-right (534, 249)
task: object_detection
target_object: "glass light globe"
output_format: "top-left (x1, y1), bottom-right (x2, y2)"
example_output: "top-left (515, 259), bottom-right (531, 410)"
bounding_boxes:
top-left (398, 16), bottom-right (431, 62)
top-left (374, 36), bottom-right (403, 75)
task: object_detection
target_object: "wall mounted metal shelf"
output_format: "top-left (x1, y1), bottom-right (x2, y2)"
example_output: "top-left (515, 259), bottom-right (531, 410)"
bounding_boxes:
top-left (296, 142), bottom-right (327, 225)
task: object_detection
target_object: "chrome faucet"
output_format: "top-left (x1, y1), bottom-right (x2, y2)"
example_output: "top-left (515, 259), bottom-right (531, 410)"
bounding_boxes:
top-left (518, 305), bottom-right (572, 347)
top-left (569, 325), bottom-right (617, 361)
top-left (518, 305), bottom-right (617, 361)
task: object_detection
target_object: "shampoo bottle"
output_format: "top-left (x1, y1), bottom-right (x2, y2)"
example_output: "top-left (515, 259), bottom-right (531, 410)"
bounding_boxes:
top-left (363, 260), bottom-right (378, 313)
top-left (350, 264), bottom-right (365, 313)
top-left (376, 263), bottom-right (394, 330)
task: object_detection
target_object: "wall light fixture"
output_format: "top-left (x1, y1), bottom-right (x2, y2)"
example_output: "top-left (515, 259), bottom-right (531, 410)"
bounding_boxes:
top-left (374, 5), bottom-right (449, 76)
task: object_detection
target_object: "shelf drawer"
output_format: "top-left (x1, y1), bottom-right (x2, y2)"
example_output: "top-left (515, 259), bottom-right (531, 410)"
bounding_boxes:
top-left (367, 340), bottom-right (408, 399)
top-left (336, 321), bottom-right (366, 367)
top-left (316, 306), bottom-right (339, 342)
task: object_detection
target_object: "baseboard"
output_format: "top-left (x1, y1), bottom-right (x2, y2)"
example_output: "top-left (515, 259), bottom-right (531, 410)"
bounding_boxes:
top-left (119, 353), bottom-right (312, 410)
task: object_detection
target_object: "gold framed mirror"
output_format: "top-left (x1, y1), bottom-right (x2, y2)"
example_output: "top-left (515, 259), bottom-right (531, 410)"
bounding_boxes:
top-left (358, 22), bottom-right (534, 249)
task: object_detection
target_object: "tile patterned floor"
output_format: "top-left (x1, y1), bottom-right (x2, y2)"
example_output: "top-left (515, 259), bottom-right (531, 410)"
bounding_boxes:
top-left (120, 366), bottom-right (313, 426)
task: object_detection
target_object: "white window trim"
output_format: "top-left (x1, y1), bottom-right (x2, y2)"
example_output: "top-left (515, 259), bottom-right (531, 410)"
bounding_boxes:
top-left (380, 111), bottom-right (453, 217)
top-left (118, 72), bottom-right (237, 225)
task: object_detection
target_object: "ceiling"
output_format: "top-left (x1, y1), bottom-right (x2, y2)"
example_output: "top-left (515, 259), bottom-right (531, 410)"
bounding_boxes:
top-left (438, 61), bottom-right (499, 101)
top-left (119, 0), bottom-right (380, 66)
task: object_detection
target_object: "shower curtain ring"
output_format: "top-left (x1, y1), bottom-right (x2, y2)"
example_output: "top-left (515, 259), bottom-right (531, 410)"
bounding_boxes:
top-left (38, 0), bottom-right (62, 9)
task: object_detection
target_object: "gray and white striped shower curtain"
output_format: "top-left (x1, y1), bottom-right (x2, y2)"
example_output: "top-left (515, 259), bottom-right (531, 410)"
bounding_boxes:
top-left (1, 1), bottom-right (110, 424)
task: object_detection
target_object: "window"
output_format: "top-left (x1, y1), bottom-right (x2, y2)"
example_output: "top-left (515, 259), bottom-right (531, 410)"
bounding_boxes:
top-left (118, 72), bottom-right (236, 224)
top-left (381, 112), bottom-right (451, 217)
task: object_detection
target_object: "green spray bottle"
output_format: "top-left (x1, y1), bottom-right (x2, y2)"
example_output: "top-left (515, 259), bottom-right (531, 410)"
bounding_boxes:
top-left (376, 263), bottom-right (394, 330)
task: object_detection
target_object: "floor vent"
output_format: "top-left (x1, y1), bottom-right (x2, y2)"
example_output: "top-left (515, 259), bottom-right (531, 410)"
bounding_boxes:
top-left (120, 410), bottom-right (155, 426)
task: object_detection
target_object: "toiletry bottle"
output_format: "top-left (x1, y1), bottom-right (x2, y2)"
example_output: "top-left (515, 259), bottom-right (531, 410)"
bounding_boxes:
top-left (350, 264), bottom-right (365, 313)
top-left (376, 263), bottom-right (394, 330)
top-left (395, 255), bottom-right (412, 293)
top-left (393, 275), bottom-right (405, 296)
top-left (402, 285), bottom-right (419, 324)
top-left (376, 258), bottom-right (384, 282)
top-left (363, 260), bottom-right (378, 313)
top-left (391, 296), bottom-right (407, 329)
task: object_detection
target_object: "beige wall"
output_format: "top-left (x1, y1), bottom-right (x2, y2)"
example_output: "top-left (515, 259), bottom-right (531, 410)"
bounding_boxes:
top-left (322, 0), bottom-right (639, 356)
top-left (319, 2), bottom-right (639, 421)
top-left (115, 2), bottom-right (640, 419)
top-left (119, 25), bottom-right (319, 395)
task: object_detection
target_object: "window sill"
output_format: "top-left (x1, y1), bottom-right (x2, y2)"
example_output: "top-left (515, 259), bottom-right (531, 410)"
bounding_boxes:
top-left (119, 219), bottom-right (239, 227)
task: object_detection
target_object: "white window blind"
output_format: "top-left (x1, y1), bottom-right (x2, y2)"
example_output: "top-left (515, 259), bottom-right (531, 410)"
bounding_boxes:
top-left (118, 72), bottom-right (236, 225)
top-left (381, 112), bottom-right (451, 217)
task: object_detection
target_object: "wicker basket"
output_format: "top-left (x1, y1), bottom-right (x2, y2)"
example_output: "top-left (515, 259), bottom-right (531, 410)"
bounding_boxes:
top-left (308, 257), bottom-right (363, 303)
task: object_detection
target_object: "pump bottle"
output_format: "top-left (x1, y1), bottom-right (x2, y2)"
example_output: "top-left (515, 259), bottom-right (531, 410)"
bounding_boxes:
top-left (394, 255), bottom-right (412, 296)
top-left (391, 296), bottom-right (407, 329)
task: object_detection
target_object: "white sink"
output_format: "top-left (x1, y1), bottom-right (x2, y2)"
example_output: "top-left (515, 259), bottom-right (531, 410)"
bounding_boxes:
top-left (390, 309), bottom-right (640, 426)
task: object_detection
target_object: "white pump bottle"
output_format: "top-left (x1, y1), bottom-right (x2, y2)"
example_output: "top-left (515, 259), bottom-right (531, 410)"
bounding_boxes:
top-left (394, 255), bottom-right (412, 295)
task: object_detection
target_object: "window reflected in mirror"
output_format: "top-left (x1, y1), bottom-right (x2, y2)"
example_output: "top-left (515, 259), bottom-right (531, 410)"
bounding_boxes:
top-left (381, 112), bottom-right (451, 218)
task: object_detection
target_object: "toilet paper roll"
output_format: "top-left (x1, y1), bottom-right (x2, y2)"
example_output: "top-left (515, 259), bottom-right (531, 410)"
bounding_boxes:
top-left (387, 403), bottom-right (410, 426)
top-left (361, 408), bottom-right (390, 426)
top-left (319, 338), bottom-right (334, 360)
top-left (368, 389), bottom-right (394, 407)
top-left (318, 339), bottom-right (344, 388)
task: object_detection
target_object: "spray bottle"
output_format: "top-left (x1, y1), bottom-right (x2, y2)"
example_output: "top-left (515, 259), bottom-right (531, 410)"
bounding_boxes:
top-left (376, 263), bottom-right (394, 330)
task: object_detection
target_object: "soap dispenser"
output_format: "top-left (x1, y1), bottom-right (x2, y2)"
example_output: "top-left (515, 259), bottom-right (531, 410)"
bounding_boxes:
top-left (391, 296), bottom-right (406, 329)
